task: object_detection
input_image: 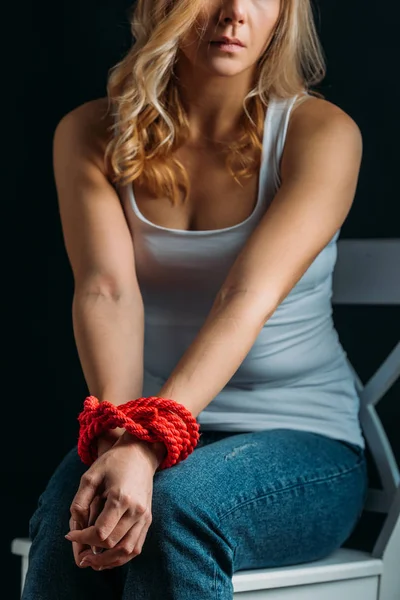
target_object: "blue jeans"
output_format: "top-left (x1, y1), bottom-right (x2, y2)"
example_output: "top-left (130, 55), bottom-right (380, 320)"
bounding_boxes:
top-left (23, 428), bottom-right (368, 599)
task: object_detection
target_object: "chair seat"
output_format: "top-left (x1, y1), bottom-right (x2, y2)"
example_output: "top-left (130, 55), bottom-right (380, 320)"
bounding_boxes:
top-left (12, 538), bottom-right (382, 595)
top-left (231, 548), bottom-right (383, 594)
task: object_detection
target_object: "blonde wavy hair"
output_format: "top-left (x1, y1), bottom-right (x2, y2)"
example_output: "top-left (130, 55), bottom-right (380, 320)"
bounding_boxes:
top-left (104, 0), bottom-right (326, 205)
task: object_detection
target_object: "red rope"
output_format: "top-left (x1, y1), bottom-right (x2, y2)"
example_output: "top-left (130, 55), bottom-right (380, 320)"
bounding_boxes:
top-left (77, 395), bottom-right (200, 470)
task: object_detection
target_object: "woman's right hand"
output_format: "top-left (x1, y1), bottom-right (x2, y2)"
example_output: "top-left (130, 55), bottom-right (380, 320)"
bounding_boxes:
top-left (69, 497), bottom-right (107, 568)
top-left (70, 428), bottom-right (126, 566)
top-left (67, 437), bottom-right (160, 571)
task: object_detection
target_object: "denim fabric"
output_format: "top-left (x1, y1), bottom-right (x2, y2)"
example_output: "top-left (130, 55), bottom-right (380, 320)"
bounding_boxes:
top-left (23, 428), bottom-right (368, 600)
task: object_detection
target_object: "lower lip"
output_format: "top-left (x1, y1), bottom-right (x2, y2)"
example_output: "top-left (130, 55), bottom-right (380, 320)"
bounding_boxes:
top-left (210, 42), bottom-right (244, 53)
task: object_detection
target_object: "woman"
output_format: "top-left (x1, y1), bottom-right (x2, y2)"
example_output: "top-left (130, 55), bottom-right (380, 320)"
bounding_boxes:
top-left (23, 0), bottom-right (368, 598)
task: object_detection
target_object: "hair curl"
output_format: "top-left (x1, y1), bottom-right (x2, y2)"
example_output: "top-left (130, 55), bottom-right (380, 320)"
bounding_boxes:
top-left (104, 0), bottom-right (326, 205)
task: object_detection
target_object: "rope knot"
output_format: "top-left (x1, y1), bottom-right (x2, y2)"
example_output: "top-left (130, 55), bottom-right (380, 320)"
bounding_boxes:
top-left (77, 396), bottom-right (200, 470)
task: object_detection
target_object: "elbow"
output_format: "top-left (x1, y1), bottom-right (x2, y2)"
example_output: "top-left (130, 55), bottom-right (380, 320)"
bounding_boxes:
top-left (74, 275), bottom-right (142, 303)
top-left (214, 286), bottom-right (279, 327)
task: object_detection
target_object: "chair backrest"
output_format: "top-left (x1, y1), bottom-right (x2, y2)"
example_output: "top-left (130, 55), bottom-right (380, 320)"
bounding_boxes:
top-left (332, 238), bottom-right (400, 562)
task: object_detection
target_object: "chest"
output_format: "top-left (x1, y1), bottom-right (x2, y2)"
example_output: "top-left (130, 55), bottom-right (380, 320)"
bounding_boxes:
top-left (132, 145), bottom-right (261, 232)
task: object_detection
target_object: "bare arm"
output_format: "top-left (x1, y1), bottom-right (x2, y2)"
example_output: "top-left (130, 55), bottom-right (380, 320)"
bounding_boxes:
top-left (53, 101), bottom-right (165, 466)
top-left (156, 99), bottom-right (363, 417)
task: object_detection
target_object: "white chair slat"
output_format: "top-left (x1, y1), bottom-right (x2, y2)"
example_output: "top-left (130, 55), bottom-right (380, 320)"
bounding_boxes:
top-left (360, 343), bottom-right (400, 408)
top-left (360, 404), bottom-right (400, 499)
top-left (373, 487), bottom-right (400, 559)
top-left (372, 487), bottom-right (400, 600)
top-left (344, 346), bottom-right (400, 509)
top-left (347, 359), bottom-right (365, 392)
top-left (332, 239), bottom-right (400, 305)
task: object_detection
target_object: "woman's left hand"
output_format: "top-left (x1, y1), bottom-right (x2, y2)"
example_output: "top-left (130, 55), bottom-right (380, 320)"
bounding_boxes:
top-left (65, 434), bottom-right (163, 570)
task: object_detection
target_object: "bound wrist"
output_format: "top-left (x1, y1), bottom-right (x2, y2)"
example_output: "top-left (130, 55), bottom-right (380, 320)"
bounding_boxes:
top-left (78, 396), bottom-right (199, 470)
top-left (119, 431), bottom-right (167, 470)
top-left (98, 427), bottom-right (126, 444)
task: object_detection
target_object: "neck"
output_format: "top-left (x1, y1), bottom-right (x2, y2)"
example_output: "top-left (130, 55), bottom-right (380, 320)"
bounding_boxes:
top-left (173, 52), bottom-right (257, 144)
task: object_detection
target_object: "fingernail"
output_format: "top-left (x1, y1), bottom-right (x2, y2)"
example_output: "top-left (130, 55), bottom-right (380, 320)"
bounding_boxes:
top-left (80, 558), bottom-right (90, 567)
top-left (92, 546), bottom-right (103, 555)
top-left (65, 534), bottom-right (73, 540)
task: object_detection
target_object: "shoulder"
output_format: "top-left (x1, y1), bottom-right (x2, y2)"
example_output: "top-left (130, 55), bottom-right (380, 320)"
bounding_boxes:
top-left (290, 95), bottom-right (361, 132)
top-left (54, 97), bottom-right (114, 176)
top-left (57, 96), bottom-right (112, 133)
top-left (288, 95), bottom-right (362, 147)
top-left (281, 96), bottom-right (363, 180)
top-left (288, 96), bottom-right (362, 146)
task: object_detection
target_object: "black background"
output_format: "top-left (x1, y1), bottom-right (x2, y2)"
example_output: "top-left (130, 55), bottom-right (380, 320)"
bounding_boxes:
top-left (6, 1), bottom-right (400, 597)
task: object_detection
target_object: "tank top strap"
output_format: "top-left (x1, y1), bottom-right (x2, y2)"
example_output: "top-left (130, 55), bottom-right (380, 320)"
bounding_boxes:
top-left (270, 92), bottom-right (310, 190)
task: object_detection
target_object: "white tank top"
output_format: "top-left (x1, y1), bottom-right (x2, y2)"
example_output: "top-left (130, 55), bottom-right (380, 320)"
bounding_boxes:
top-left (116, 93), bottom-right (365, 449)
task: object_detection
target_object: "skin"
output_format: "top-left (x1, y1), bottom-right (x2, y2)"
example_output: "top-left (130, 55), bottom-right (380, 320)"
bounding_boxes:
top-left (63, 0), bottom-right (363, 572)
top-left (176, 0), bottom-right (282, 143)
top-left (65, 0), bottom-right (283, 571)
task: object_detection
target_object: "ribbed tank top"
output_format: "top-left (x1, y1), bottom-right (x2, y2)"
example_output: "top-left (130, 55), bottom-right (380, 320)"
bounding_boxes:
top-left (116, 93), bottom-right (365, 449)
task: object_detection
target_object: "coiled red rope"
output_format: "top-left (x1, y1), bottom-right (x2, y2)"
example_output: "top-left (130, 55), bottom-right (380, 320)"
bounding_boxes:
top-left (77, 395), bottom-right (200, 470)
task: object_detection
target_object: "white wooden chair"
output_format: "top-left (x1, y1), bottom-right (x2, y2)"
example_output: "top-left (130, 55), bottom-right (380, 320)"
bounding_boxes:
top-left (11, 239), bottom-right (400, 599)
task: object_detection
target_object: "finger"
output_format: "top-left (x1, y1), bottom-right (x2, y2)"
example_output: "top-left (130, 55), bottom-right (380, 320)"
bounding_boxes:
top-left (97, 507), bottom-right (140, 549)
top-left (68, 517), bottom-right (93, 568)
top-left (89, 495), bottom-right (106, 555)
top-left (70, 510), bottom-right (103, 568)
top-left (68, 487), bottom-right (138, 547)
top-left (75, 544), bottom-right (95, 568)
top-left (88, 497), bottom-right (104, 527)
top-left (85, 517), bottom-right (151, 570)
top-left (66, 504), bottom-right (133, 549)
top-left (94, 491), bottom-right (149, 544)
top-left (130, 517), bottom-right (152, 559)
top-left (69, 469), bottom-right (103, 527)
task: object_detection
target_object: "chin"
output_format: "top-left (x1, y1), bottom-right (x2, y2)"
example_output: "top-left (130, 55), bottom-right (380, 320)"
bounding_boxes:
top-left (204, 61), bottom-right (248, 78)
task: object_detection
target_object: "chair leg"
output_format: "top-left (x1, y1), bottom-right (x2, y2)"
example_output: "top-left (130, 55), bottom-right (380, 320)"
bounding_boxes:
top-left (21, 556), bottom-right (28, 598)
